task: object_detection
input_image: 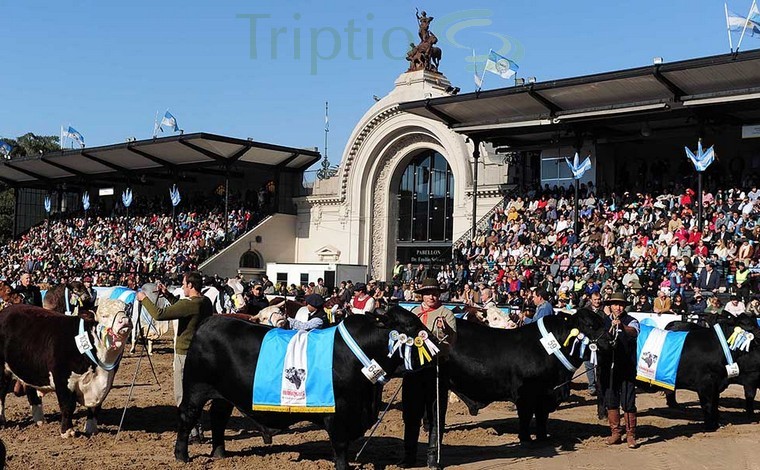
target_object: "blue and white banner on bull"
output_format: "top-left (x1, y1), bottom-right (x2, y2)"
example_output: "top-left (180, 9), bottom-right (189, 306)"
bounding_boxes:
top-left (253, 327), bottom-right (336, 413)
top-left (636, 323), bottom-right (688, 390)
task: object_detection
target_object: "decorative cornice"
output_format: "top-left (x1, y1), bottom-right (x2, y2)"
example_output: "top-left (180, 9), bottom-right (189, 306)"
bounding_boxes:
top-left (339, 106), bottom-right (403, 201)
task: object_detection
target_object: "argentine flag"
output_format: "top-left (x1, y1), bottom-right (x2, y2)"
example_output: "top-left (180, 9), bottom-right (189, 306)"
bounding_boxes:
top-left (62, 126), bottom-right (85, 147)
top-left (253, 327), bottom-right (336, 413)
top-left (636, 323), bottom-right (688, 390)
top-left (0, 141), bottom-right (12, 159)
top-left (161, 111), bottom-right (179, 132)
top-left (484, 50), bottom-right (519, 80)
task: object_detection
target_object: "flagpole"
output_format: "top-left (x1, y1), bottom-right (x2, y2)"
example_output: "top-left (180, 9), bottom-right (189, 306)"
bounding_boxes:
top-left (736, 0), bottom-right (757, 53)
top-left (725, 2), bottom-right (734, 52)
top-left (60, 126), bottom-right (65, 150)
top-left (69, 123), bottom-right (74, 149)
top-left (324, 101), bottom-right (329, 163)
top-left (153, 111), bottom-right (159, 138)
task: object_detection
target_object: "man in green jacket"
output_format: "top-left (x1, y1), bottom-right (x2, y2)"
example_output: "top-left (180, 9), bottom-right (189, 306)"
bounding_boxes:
top-left (137, 271), bottom-right (213, 438)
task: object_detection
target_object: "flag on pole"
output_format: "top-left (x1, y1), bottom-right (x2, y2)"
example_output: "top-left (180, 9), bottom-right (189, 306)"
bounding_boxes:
top-left (473, 49), bottom-right (483, 89)
top-left (122, 188), bottom-right (133, 208)
top-left (44, 195), bottom-right (52, 214)
top-left (750, 0), bottom-right (760, 22)
top-left (62, 126), bottom-right (85, 147)
top-left (160, 111), bottom-right (179, 133)
top-left (685, 140), bottom-right (715, 172)
top-left (727, 7), bottom-right (760, 34)
top-left (169, 184), bottom-right (181, 207)
top-left (82, 192), bottom-right (90, 211)
top-left (0, 141), bottom-right (12, 159)
top-left (484, 50), bottom-right (519, 80)
top-left (565, 152), bottom-right (592, 180)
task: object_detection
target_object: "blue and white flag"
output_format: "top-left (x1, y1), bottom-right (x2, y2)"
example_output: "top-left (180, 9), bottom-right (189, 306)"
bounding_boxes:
top-left (727, 7), bottom-right (760, 35)
top-left (565, 152), bottom-right (592, 179)
top-left (44, 195), bottom-right (52, 214)
top-left (636, 324), bottom-right (688, 390)
top-left (0, 141), bottom-right (12, 159)
top-left (109, 286), bottom-right (136, 305)
top-left (160, 111), bottom-right (179, 133)
top-left (484, 50), bottom-right (519, 80)
top-left (62, 126), bottom-right (85, 147)
top-left (252, 327), bottom-right (337, 413)
top-left (169, 184), bottom-right (181, 207)
top-left (685, 139), bottom-right (715, 172)
top-left (82, 192), bottom-right (90, 211)
top-left (122, 188), bottom-right (133, 208)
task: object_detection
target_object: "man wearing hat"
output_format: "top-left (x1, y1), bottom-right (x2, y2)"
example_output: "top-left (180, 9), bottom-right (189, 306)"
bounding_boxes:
top-left (401, 279), bottom-right (457, 469)
top-left (290, 293), bottom-right (327, 331)
top-left (598, 292), bottom-right (640, 449)
top-left (245, 282), bottom-right (270, 315)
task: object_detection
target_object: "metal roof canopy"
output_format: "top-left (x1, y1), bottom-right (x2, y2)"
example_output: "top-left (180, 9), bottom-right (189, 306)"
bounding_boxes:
top-left (398, 49), bottom-right (760, 148)
top-left (0, 133), bottom-right (321, 188)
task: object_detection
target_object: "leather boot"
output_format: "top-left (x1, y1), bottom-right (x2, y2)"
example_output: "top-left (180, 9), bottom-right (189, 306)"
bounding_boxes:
top-left (625, 412), bottom-right (638, 448)
top-left (426, 416), bottom-right (442, 470)
top-left (606, 409), bottom-right (622, 445)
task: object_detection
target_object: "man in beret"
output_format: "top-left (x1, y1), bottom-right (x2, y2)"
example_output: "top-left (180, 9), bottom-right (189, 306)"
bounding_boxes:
top-left (289, 293), bottom-right (327, 331)
top-left (401, 278), bottom-right (457, 469)
top-left (598, 292), bottom-right (640, 449)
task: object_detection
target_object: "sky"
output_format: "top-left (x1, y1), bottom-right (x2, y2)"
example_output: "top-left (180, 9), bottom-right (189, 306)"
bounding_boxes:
top-left (1, 0), bottom-right (758, 173)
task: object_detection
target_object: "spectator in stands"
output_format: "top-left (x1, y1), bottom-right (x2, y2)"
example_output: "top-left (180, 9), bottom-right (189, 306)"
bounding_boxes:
top-left (723, 294), bottom-right (746, 317)
top-left (629, 293), bottom-right (652, 313)
top-left (696, 262), bottom-right (720, 294)
top-left (653, 290), bottom-right (671, 313)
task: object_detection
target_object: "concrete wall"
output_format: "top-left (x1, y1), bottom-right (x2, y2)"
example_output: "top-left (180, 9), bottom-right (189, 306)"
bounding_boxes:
top-left (199, 214), bottom-right (297, 278)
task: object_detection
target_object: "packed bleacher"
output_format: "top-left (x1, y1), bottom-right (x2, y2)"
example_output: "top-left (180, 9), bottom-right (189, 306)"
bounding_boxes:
top-left (0, 189), bottom-right (270, 287)
top-left (390, 183), bottom-right (760, 318)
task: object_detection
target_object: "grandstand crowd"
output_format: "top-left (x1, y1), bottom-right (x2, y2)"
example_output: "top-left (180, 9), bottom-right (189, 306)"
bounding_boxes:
top-left (3, 182), bottom-right (760, 319)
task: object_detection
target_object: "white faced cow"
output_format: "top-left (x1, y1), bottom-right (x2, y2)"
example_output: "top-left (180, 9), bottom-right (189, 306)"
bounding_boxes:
top-left (0, 299), bottom-right (132, 437)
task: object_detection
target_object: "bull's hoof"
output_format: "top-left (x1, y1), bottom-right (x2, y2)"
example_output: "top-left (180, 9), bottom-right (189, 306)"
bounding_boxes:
top-left (84, 419), bottom-right (98, 436)
top-left (703, 422), bottom-right (719, 432)
top-left (211, 446), bottom-right (226, 459)
top-left (0, 417), bottom-right (6, 428)
top-left (262, 434), bottom-right (273, 445)
top-left (60, 428), bottom-right (76, 439)
top-left (174, 451), bottom-right (189, 463)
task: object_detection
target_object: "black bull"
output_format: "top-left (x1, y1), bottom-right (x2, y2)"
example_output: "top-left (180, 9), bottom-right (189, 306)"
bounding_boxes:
top-left (660, 315), bottom-right (760, 429)
top-left (175, 306), bottom-right (437, 469)
top-left (448, 309), bottom-right (606, 443)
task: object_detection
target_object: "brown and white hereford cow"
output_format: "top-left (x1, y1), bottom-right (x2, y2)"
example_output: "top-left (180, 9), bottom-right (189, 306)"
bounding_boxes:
top-left (0, 299), bottom-right (132, 437)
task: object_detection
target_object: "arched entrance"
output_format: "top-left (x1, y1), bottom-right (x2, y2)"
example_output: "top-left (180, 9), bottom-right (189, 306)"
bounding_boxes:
top-left (395, 149), bottom-right (454, 268)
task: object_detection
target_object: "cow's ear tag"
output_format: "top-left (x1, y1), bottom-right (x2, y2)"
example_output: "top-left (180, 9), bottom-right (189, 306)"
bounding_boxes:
top-left (75, 332), bottom-right (93, 354)
top-left (540, 333), bottom-right (561, 355)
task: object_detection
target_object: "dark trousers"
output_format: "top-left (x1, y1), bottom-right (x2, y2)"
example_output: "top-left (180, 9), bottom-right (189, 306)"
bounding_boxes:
top-left (402, 361), bottom-right (450, 466)
top-left (602, 379), bottom-right (636, 413)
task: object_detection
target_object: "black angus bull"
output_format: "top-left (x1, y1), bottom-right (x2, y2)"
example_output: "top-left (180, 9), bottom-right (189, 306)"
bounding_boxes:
top-left (658, 314), bottom-right (760, 427)
top-left (0, 300), bottom-right (132, 437)
top-left (175, 306), bottom-right (437, 469)
top-left (448, 309), bottom-right (606, 443)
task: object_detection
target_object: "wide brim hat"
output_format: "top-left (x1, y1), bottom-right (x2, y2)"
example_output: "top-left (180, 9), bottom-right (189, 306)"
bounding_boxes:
top-left (604, 292), bottom-right (631, 306)
top-left (414, 278), bottom-right (445, 294)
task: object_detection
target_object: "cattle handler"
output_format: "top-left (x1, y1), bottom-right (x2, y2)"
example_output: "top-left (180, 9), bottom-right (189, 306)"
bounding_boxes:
top-left (137, 271), bottom-right (213, 442)
top-left (599, 292), bottom-right (639, 449)
top-left (402, 278), bottom-right (457, 469)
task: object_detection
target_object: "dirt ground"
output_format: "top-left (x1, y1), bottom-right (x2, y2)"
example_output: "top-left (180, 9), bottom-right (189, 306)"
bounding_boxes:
top-left (2, 341), bottom-right (759, 470)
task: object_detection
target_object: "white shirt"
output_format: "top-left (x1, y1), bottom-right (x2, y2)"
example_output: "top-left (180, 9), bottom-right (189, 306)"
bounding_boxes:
top-left (295, 306), bottom-right (311, 322)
